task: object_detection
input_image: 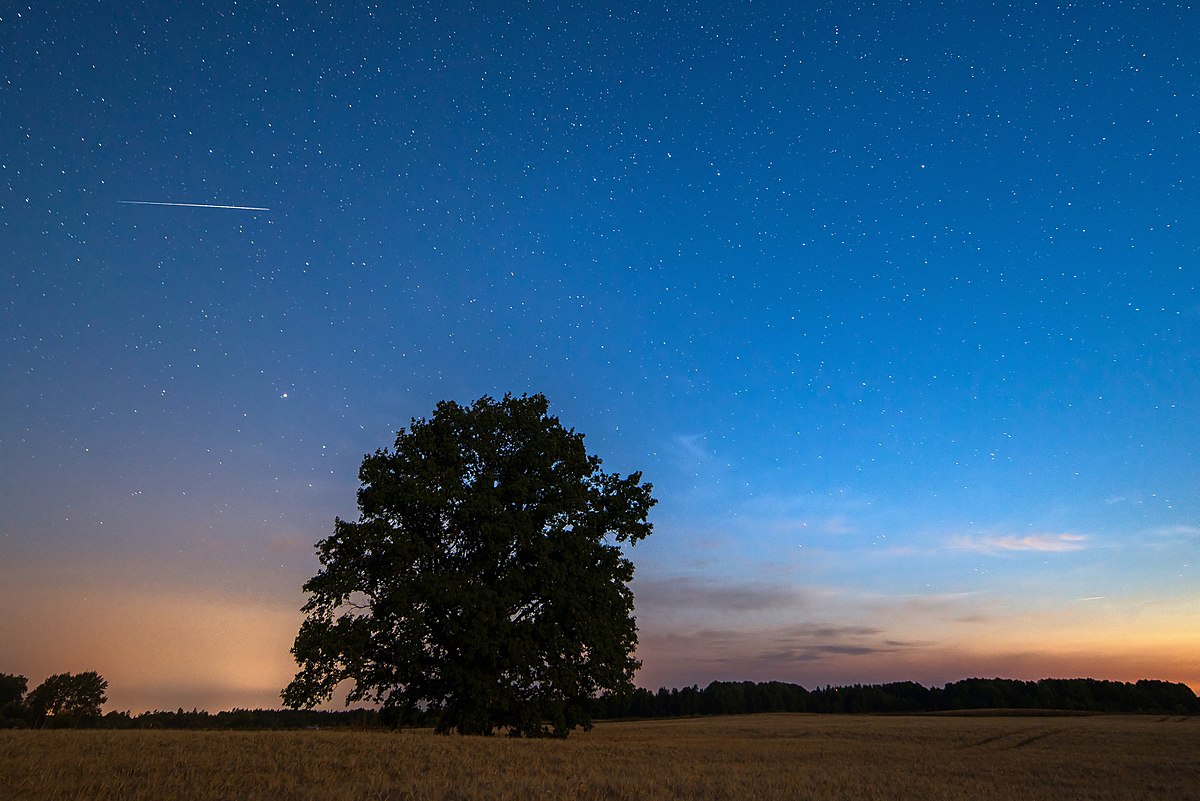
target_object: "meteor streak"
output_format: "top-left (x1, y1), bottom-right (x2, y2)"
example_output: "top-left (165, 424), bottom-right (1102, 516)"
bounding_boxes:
top-left (118, 200), bottom-right (270, 211)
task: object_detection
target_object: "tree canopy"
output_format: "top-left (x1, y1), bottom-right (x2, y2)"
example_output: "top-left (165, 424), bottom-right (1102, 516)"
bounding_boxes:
top-left (26, 671), bottom-right (108, 726)
top-left (0, 673), bottom-right (28, 726)
top-left (0, 673), bottom-right (26, 709)
top-left (282, 393), bottom-right (655, 736)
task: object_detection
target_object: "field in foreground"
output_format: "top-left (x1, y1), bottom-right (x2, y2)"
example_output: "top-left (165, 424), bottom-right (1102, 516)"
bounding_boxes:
top-left (2, 713), bottom-right (1196, 801)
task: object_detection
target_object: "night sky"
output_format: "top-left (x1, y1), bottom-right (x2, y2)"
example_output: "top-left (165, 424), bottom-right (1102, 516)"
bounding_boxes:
top-left (2, 1), bottom-right (1197, 712)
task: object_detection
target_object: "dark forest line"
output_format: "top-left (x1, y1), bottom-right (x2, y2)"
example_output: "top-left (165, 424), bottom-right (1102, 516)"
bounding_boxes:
top-left (4, 676), bottom-right (1195, 729)
top-left (593, 677), bottom-right (1200, 719)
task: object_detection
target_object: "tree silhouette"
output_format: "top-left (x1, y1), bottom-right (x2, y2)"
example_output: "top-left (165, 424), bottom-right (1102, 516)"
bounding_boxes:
top-left (0, 673), bottom-right (28, 726)
top-left (282, 393), bottom-right (655, 737)
top-left (27, 672), bottom-right (108, 727)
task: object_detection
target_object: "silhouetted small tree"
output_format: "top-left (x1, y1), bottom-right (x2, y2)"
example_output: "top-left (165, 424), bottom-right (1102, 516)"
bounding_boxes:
top-left (27, 672), bottom-right (108, 727)
top-left (0, 673), bottom-right (28, 727)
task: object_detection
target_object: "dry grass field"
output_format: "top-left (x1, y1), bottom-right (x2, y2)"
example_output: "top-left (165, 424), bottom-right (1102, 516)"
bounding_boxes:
top-left (2, 713), bottom-right (1196, 801)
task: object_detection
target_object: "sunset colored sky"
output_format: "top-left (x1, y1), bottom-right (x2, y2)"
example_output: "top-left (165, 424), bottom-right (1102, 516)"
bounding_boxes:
top-left (2, 1), bottom-right (1197, 712)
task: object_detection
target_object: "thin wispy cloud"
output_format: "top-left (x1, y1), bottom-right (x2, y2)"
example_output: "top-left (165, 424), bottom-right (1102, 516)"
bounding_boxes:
top-left (672, 434), bottom-right (715, 464)
top-left (644, 623), bottom-right (932, 669)
top-left (863, 591), bottom-right (984, 618)
top-left (818, 515), bottom-right (854, 535)
top-left (633, 575), bottom-right (804, 613)
top-left (951, 533), bottom-right (1089, 554)
top-left (1139, 525), bottom-right (1200, 539)
top-left (766, 514), bottom-right (858, 537)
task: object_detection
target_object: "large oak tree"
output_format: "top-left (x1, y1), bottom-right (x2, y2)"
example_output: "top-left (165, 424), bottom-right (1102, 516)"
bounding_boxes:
top-left (282, 393), bottom-right (654, 736)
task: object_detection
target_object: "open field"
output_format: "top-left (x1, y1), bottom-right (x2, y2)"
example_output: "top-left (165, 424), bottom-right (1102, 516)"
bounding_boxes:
top-left (2, 713), bottom-right (1196, 800)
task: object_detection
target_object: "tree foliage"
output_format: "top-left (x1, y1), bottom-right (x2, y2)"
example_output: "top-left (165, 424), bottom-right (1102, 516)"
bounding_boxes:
top-left (27, 671), bottom-right (108, 727)
top-left (0, 673), bottom-right (28, 727)
top-left (282, 393), bottom-right (655, 737)
top-left (0, 673), bottom-right (26, 708)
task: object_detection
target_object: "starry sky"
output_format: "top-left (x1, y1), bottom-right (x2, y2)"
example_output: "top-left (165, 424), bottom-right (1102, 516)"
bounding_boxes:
top-left (2, 1), bottom-right (1197, 712)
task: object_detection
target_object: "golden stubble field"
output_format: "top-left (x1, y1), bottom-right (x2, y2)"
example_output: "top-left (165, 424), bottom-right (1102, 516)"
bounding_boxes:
top-left (2, 713), bottom-right (1196, 801)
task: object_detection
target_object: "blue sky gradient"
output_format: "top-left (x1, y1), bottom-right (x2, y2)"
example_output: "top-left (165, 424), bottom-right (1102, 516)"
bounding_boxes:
top-left (2, 1), bottom-right (1197, 710)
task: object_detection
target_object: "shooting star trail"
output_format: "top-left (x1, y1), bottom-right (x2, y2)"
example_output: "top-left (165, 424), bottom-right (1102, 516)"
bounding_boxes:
top-left (118, 200), bottom-right (270, 211)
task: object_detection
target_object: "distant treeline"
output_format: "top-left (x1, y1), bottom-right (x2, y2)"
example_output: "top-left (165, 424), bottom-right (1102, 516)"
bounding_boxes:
top-left (4, 677), bottom-right (1196, 729)
top-left (90, 707), bottom-right (382, 730)
top-left (593, 677), bottom-right (1200, 719)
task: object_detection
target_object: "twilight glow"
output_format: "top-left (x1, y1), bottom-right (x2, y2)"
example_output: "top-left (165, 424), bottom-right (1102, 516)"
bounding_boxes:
top-left (1, 1), bottom-right (1197, 711)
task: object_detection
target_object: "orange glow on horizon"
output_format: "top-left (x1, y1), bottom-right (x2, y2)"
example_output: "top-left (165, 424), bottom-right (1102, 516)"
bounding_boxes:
top-left (3, 564), bottom-right (1196, 711)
